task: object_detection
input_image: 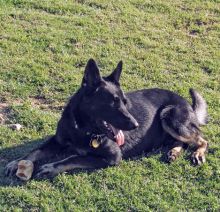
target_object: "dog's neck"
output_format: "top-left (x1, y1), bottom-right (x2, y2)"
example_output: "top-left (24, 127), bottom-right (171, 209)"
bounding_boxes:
top-left (65, 88), bottom-right (96, 135)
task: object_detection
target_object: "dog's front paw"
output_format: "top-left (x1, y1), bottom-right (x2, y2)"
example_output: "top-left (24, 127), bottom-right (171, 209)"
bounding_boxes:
top-left (35, 163), bottom-right (59, 179)
top-left (5, 160), bottom-right (19, 177)
top-left (192, 151), bottom-right (206, 165)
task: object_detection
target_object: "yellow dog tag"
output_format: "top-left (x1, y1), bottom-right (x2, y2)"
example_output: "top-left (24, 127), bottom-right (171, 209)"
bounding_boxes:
top-left (90, 139), bottom-right (100, 148)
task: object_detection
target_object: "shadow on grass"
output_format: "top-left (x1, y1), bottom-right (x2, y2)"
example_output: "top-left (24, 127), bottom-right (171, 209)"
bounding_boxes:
top-left (0, 138), bottom-right (45, 187)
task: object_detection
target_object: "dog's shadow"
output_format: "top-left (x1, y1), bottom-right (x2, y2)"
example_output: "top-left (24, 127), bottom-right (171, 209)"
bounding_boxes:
top-left (0, 138), bottom-right (45, 186)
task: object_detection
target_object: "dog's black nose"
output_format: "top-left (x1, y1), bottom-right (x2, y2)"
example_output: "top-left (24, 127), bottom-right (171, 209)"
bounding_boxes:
top-left (127, 119), bottom-right (139, 130)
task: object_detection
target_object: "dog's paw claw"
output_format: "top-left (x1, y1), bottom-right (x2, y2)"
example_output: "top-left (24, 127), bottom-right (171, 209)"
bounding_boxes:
top-left (5, 160), bottom-right (19, 177)
top-left (192, 151), bottom-right (206, 165)
top-left (35, 163), bottom-right (58, 179)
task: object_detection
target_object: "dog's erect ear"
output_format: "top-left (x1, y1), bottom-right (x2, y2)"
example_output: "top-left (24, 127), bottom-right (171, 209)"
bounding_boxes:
top-left (106, 61), bottom-right (123, 84)
top-left (82, 59), bottom-right (101, 87)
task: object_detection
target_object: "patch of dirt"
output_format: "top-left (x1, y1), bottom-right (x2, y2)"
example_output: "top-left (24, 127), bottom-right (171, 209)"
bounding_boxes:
top-left (0, 96), bottom-right (64, 126)
top-left (0, 102), bottom-right (10, 124)
top-left (29, 96), bottom-right (64, 111)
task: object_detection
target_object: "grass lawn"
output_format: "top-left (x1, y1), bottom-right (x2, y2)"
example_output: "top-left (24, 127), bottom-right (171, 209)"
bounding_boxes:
top-left (0, 0), bottom-right (219, 210)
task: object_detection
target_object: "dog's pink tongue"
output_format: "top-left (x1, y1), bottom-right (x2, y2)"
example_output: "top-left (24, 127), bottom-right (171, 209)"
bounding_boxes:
top-left (115, 130), bottom-right (124, 146)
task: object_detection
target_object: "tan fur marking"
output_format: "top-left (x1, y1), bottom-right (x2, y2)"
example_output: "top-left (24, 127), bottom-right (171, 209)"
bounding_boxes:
top-left (172, 146), bottom-right (182, 153)
top-left (192, 136), bottom-right (208, 160)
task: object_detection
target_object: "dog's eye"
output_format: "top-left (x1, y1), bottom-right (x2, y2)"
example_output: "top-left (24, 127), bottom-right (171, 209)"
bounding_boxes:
top-left (112, 96), bottom-right (120, 107)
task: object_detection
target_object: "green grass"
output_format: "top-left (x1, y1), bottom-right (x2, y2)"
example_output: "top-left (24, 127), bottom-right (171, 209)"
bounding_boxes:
top-left (0, 0), bottom-right (219, 210)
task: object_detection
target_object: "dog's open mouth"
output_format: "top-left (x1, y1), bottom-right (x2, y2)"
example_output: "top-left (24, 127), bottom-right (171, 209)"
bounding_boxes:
top-left (97, 120), bottom-right (125, 146)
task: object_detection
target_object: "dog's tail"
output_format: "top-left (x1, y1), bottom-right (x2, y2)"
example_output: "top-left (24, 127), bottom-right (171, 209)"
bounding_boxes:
top-left (189, 88), bottom-right (208, 125)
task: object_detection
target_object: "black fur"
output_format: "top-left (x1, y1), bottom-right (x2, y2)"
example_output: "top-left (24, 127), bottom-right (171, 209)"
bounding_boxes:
top-left (5, 59), bottom-right (208, 179)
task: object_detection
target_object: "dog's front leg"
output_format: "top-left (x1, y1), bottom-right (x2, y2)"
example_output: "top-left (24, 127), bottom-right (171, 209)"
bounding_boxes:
top-left (5, 136), bottom-right (65, 177)
top-left (35, 155), bottom-right (114, 179)
top-left (35, 138), bottom-right (122, 178)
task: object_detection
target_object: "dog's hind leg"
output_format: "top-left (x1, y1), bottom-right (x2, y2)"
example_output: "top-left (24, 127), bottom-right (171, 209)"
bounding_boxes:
top-left (191, 136), bottom-right (208, 165)
top-left (5, 136), bottom-right (66, 177)
top-left (160, 105), bottom-right (208, 165)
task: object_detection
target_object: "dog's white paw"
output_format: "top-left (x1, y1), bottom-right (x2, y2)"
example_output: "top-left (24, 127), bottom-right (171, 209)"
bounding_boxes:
top-left (35, 163), bottom-right (59, 179)
top-left (5, 160), bottom-right (19, 177)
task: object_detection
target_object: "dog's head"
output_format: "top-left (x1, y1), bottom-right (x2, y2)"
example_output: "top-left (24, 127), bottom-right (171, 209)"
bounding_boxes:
top-left (79, 59), bottom-right (139, 141)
